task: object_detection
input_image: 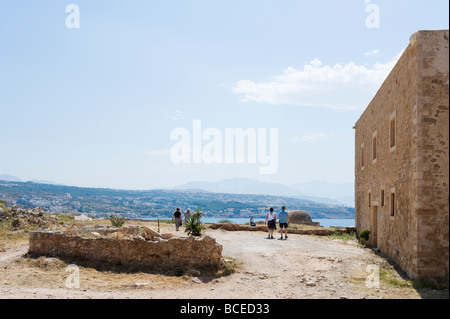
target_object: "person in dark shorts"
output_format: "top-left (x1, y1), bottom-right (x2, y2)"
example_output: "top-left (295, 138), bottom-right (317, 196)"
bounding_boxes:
top-left (265, 207), bottom-right (277, 239)
top-left (278, 206), bottom-right (290, 239)
top-left (172, 207), bottom-right (183, 231)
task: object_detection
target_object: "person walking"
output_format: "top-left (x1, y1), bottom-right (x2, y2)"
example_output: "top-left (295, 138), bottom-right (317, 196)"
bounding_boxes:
top-left (184, 208), bottom-right (191, 223)
top-left (265, 208), bottom-right (277, 239)
top-left (278, 206), bottom-right (290, 239)
top-left (172, 207), bottom-right (183, 231)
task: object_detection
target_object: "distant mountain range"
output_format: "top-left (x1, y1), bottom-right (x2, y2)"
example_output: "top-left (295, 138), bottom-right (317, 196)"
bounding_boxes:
top-left (289, 181), bottom-right (354, 207)
top-left (0, 174), bottom-right (22, 182)
top-left (174, 178), bottom-right (354, 207)
top-left (0, 174), bottom-right (61, 186)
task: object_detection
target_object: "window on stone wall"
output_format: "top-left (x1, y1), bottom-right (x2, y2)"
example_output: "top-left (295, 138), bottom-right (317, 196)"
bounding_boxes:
top-left (390, 192), bottom-right (395, 216)
top-left (369, 192), bottom-right (371, 207)
top-left (390, 111), bottom-right (397, 150)
top-left (381, 190), bottom-right (385, 206)
top-left (372, 131), bottom-right (377, 162)
top-left (361, 143), bottom-right (365, 169)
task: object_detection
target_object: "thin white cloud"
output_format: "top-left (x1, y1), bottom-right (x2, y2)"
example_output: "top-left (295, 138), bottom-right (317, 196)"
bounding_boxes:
top-left (364, 49), bottom-right (382, 57)
top-left (232, 51), bottom-right (404, 110)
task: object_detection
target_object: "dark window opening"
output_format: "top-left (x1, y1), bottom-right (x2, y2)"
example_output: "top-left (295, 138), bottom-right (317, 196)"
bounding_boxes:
top-left (390, 117), bottom-right (396, 148)
top-left (390, 193), bottom-right (395, 216)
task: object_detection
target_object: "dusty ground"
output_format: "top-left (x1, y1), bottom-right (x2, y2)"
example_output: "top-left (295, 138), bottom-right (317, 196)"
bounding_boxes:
top-left (0, 223), bottom-right (448, 299)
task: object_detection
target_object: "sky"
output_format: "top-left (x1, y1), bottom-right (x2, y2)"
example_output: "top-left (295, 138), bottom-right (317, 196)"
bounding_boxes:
top-left (0, 0), bottom-right (448, 190)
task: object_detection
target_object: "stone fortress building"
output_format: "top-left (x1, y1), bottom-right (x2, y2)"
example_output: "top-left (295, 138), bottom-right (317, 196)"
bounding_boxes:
top-left (354, 30), bottom-right (449, 280)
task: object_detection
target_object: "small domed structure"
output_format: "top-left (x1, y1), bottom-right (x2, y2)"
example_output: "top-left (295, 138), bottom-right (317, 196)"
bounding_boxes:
top-left (289, 210), bottom-right (318, 226)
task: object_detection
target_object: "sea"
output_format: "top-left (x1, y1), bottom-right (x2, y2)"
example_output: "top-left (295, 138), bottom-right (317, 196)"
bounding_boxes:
top-left (141, 217), bottom-right (355, 229)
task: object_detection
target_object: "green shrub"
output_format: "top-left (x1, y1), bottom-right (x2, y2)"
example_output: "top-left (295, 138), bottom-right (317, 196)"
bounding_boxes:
top-left (221, 258), bottom-right (238, 276)
top-left (360, 238), bottom-right (366, 245)
top-left (360, 229), bottom-right (370, 241)
top-left (109, 214), bottom-right (125, 228)
top-left (184, 206), bottom-right (205, 237)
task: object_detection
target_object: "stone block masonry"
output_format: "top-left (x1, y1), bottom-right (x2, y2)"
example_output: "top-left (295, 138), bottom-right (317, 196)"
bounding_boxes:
top-left (28, 231), bottom-right (223, 272)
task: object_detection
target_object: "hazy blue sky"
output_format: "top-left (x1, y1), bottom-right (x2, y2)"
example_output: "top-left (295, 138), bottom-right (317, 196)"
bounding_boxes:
top-left (0, 0), bottom-right (448, 189)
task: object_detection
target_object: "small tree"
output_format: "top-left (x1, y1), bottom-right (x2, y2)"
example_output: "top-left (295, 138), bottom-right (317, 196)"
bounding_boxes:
top-left (110, 214), bottom-right (125, 228)
top-left (360, 229), bottom-right (370, 241)
top-left (359, 229), bottom-right (370, 245)
top-left (184, 206), bottom-right (205, 237)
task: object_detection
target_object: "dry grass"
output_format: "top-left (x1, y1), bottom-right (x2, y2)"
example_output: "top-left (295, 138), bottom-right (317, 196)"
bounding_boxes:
top-left (0, 212), bottom-right (79, 251)
top-left (0, 255), bottom-right (191, 291)
top-left (0, 221), bottom-right (34, 252)
top-left (346, 254), bottom-right (449, 299)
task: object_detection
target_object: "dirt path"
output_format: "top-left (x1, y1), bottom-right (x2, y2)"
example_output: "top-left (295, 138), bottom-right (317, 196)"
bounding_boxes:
top-left (0, 229), bottom-right (437, 299)
top-left (0, 244), bottom-right (28, 264)
top-left (159, 230), bottom-right (368, 299)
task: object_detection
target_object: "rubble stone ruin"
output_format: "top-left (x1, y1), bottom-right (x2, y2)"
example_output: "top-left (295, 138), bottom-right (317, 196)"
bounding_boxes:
top-left (0, 205), bottom-right (62, 229)
top-left (28, 225), bottom-right (224, 273)
top-left (288, 210), bottom-right (320, 226)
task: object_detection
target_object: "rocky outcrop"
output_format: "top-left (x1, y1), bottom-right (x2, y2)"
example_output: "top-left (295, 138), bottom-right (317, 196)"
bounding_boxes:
top-left (0, 205), bottom-right (58, 229)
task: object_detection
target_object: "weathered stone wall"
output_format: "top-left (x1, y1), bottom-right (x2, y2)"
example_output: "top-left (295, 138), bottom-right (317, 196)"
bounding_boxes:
top-left (207, 223), bottom-right (341, 236)
top-left (355, 30), bottom-right (449, 280)
top-left (414, 30), bottom-right (449, 279)
top-left (355, 34), bottom-right (419, 278)
top-left (28, 231), bottom-right (223, 271)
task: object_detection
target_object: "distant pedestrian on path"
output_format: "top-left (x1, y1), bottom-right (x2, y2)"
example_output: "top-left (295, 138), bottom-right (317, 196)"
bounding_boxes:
top-left (172, 207), bottom-right (183, 231)
top-left (184, 208), bottom-right (191, 223)
top-left (265, 208), bottom-right (276, 239)
top-left (250, 215), bottom-right (256, 227)
top-left (278, 206), bottom-right (290, 240)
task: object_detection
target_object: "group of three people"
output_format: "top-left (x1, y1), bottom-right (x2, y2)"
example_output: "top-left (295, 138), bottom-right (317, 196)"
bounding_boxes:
top-left (251, 206), bottom-right (290, 240)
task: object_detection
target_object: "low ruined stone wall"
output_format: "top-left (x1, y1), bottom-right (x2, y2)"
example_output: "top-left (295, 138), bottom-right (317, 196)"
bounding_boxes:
top-left (207, 223), bottom-right (333, 236)
top-left (28, 231), bottom-right (223, 271)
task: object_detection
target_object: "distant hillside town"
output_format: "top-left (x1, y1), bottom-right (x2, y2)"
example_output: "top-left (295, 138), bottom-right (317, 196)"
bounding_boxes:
top-left (0, 180), bottom-right (355, 220)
